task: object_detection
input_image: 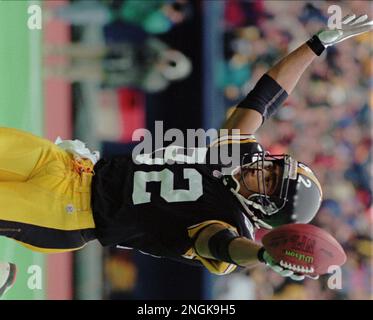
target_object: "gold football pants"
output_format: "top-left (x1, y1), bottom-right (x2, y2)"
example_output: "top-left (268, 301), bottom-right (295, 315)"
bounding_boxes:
top-left (0, 127), bottom-right (96, 253)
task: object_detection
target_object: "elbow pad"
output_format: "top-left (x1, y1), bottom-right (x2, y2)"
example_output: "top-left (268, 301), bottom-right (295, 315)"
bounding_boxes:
top-left (236, 74), bottom-right (288, 121)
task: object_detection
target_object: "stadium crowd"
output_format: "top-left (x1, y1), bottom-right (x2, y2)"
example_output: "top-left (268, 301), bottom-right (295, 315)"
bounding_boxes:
top-left (216, 0), bottom-right (372, 300)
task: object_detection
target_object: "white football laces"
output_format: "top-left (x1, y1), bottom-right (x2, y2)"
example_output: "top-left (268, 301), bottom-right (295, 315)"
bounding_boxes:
top-left (279, 260), bottom-right (314, 274)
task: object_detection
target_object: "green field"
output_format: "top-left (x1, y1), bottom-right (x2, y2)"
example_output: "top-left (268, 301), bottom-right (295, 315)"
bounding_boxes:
top-left (0, 0), bottom-right (45, 299)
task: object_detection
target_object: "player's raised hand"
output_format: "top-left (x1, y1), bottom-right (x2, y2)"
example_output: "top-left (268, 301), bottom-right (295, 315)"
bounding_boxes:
top-left (317, 13), bottom-right (373, 47)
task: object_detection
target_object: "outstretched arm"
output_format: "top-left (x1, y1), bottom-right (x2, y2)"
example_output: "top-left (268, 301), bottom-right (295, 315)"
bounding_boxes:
top-left (223, 13), bottom-right (373, 135)
top-left (194, 224), bottom-right (316, 281)
top-left (223, 44), bottom-right (316, 134)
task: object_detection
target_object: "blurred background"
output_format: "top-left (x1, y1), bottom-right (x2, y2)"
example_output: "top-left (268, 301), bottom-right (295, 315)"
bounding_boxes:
top-left (0, 0), bottom-right (371, 300)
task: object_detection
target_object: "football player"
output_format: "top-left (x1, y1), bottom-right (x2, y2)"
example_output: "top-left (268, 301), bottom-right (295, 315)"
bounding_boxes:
top-left (0, 13), bottom-right (372, 295)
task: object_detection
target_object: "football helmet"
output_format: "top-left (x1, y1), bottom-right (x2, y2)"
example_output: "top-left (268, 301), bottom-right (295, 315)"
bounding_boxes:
top-left (216, 137), bottom-right (323, 229)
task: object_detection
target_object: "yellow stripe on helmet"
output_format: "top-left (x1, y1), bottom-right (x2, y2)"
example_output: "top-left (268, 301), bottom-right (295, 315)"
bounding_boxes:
top-left (210, 137), bottom-right (257, 147)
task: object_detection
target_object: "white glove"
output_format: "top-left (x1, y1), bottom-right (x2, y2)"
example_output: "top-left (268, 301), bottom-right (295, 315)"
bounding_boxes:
top-left (260, 249), bottom-right (319, 281)
top-left (317, 13), bottom-right (373, 47)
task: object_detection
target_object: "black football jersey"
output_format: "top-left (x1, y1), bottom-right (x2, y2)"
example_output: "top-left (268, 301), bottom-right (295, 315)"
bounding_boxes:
top-left (90, 135), bottom-right (262, 270)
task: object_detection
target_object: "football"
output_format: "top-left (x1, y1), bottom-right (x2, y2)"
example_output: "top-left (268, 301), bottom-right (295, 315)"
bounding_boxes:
top-left (262, 224), bottom-right (347, 277)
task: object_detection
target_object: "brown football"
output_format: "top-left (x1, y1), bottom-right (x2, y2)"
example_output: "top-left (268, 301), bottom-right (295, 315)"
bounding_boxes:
top-left (262, 224), bottom-right (347, 277)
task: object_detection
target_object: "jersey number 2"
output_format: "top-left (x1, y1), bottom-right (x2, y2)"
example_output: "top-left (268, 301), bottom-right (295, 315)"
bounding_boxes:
top-left (132, 168), bottom-right (203, 204)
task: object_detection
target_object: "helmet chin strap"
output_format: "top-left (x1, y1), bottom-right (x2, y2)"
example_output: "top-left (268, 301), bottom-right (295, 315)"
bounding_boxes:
top-left (230, 187), bottom-right (273, 230)
top-left (230, 166), bottom-right (242, 193)
top-left (228, 166), bottom-right (275, 229)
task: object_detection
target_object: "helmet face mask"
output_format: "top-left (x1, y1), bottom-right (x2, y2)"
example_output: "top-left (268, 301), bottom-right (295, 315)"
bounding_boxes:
top-left (226, 150), bottom-right (322, 229)
top-left (241, 152), bottom-right (295, 208)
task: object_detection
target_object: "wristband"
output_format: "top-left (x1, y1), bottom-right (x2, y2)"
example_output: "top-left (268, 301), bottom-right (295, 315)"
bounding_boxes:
top-left (208, 228), bottom-right (240, 264)
top-left (306, 35), bottom-right (326, 56)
